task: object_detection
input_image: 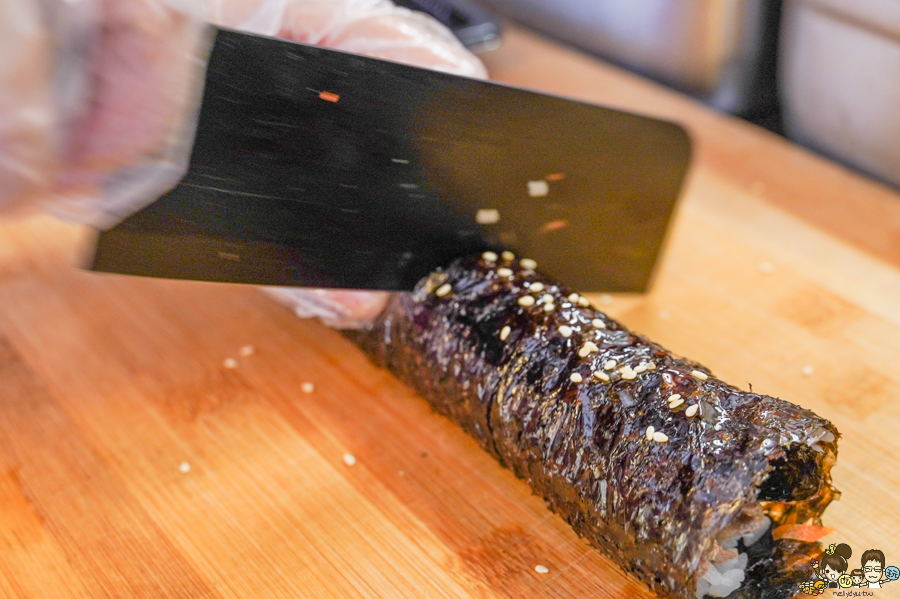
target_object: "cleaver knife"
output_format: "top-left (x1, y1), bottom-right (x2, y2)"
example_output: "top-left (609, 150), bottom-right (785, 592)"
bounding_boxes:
top-left (90, 26), bottom-right (691, 292)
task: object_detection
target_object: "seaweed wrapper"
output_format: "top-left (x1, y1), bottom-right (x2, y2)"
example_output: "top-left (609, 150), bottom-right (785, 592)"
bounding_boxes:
top-left (349, 256), bottom-right (839, 599)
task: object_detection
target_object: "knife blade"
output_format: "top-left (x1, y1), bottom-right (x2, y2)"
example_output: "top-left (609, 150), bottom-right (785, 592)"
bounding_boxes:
top-left (89, 26), bottom-right (691, 292)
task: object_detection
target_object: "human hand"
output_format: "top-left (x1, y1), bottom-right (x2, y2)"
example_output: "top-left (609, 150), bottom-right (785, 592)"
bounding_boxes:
top-left (2, 0), bottom-right (486, 328)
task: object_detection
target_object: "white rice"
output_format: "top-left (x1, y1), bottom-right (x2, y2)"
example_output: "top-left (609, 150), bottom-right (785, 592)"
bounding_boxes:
top-left (695, 515), bottom-right (771, 598)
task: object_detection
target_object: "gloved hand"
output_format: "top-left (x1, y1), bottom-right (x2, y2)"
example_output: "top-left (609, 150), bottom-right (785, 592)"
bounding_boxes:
top-left (1, 0), bottom-right (486, 327)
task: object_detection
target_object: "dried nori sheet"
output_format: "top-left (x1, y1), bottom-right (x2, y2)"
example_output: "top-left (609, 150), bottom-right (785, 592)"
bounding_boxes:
top-left (348, 256), bottom-right (839, 599)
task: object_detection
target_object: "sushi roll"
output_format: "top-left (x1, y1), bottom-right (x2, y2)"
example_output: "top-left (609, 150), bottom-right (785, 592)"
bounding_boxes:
top-left (348, 253), bottom-right (839, 599)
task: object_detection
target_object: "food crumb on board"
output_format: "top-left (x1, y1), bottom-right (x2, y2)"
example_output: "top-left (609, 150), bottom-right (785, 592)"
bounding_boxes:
top-left (239, 345), bottom-right (256, 357)
top-left (758, 262), bottom-right (775, 275)
top-left (342, 453), bottom-right (356, 466)
top-left (545, 172), bottom-right (565, 181)
top-left (475, 208), bottom-right (501, 225)
top-left (599, 293), bottom-right (613, 305)
top-left (318, 91), bottom-right (340, 102)
top-left (179, 462), bottom-right (191, 473)
top-left (527, 180), bottom-right (549, 197)
top-left (223, 358), bottom-right (238, 369)
top-left (802, 365), bottom-right (815, 377)
top-left (534, 565), bottom-right (550, 574)
top-left (301, 382), bottom-right (316, 394)
top-left (539, 219), bottom-right (568, 233)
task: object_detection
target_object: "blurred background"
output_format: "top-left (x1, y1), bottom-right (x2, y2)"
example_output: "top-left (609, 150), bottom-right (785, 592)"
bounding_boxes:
top-left (398, 0), bottom-right (900, 190)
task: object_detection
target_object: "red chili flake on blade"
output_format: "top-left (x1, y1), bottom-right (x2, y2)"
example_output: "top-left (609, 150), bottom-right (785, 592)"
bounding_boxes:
top-left (319, 91), bottom-right (340, 103)
top-left (539, 219), bottom-right (569, 233)
top-left (545, 173), bottom-right (565, 181)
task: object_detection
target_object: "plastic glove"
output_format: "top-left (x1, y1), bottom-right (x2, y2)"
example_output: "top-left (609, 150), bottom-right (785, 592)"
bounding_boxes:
top-left (2, 0), bottom-right (485, 223)
top-left (1, 0), bottom-right (485, 328)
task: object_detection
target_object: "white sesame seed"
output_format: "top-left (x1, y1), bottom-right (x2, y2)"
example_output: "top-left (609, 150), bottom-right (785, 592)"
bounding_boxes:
top-left (527, 180), bottom-right (549, 197)
top-left (499, 325), bottom-right (511, 341)
top-left (558, 325), bottom-right (573, 338)
top-left (685, 404), bottom-right (699, 418)
top-left (570, 372), bottom-right (583, 383)
top-left (541, 294), bottom-right (554, 304)
top-left (801, 365), bottom-right (814, 377)
top-left (577, 297), bottom-right (590, 307)
top-left (593, 371), bottom-right (610, 383)
top-left (223, 358), bottom-right (238, 369)
top-left (633, 364), bottom-right (648, 374)
top-left (646, 426), bottom-right (655, 440)
top-left (543, 303), bottom-right (555, 313)
top-left (179, 462), bottom-right (191, 473)
top-left (652, 431), bottom-right (669, 443)
top-left (691, 370), bottom-right (709, 381)
top-left (239, 344), bottom-right (256, 357)
top-left (501, 251), bottom-right (515, 261)
top-left (534, 565), bottom-right (550, 574)
top-left (521, 258), bottom-right (538, 270)
top-left (603, 359), bottom-right (617, 371)
top-left (758, 262), bottom-right (775, 275)
top-left (529, 282), bottom-right (545, 293)
top-left (668, 398), bottom-right (684, 410)
top-left (517, 295), bottom-right (536, 307)
top-left (620, 367), bottom-right (637, 380)
top-left (482, 251), bottom-right (498, 262)
top-left (568, 293), bottom-right (580, 303)
top-left (342, 453), bottom-right (356, 466)
top-left (496, 267), bottom-right (513, 277)
top-left (591, 318), bottom-right (606, 329)
top-left (475, 208), bottom-right (500, 224)
top-left (435, 283), bottom-right (452, 297)
top-left (647, 362), bottom-right (656, 370)
top-left (577, 342), bottom-right (599, 358)
top-left (667, 394), bottom-right (682, 403)
top-left (301, 382), bottom-right (315, 393)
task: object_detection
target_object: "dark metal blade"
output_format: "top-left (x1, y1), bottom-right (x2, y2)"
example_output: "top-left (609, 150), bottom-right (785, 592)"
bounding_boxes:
top-left (90, 26), bottom-right (691, 292)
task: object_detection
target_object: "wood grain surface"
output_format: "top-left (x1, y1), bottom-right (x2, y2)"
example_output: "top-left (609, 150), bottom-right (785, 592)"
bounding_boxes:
top-left (2, 24), bottom-right (899, 599)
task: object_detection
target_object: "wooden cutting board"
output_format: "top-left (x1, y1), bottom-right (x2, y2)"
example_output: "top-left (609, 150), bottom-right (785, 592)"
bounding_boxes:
top-left (2, 25), bottom-right (899, 599)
